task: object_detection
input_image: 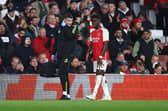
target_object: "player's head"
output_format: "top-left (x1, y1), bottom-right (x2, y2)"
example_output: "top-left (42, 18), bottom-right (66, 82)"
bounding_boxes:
top-left (91, 14), bottom-right (101, 29)
top-left (64, 13), bottom-right (73, 27)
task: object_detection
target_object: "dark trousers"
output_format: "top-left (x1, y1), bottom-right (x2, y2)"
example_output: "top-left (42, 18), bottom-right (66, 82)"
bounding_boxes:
top-left (58, 56), bottom-right (71, 94)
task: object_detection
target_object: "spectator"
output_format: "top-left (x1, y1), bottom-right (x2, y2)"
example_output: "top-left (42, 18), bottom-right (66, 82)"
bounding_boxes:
top-left (41, 3), bottom-right (60, 26)
top-left (0, 22), bottom-right (18, 67)
top-left (132, 29), bottom-right (158, 65)
top-left (130, 18), bottom-right (143, 44)
top-left (6, 56), bottom-right (24, 74)
top-left (44, 14), bottom-right (58, 39)
top-left (67, 0), bottom-right (80, 20)
top-left (138, 12), bottom-right (153, 29)
top-left (125, 11), bottom-right (134, 29)
top-left (3, 7), bottom-right (20, 33)
top-left (130, 57), bottom-right (150, 74)
top-left (27, 8), bottom-right (38, 24)
top-left (108, 2), bottom-right (120, 37)
top-left (117, 1), bottom-right (134, 19)
top-left (25, 57), bottom-right (39, 74)
top-left (154, 38), bottom-right (165, 54)
top-left (38, 53), bottom-right (58, 77)
top-left (13, 36), bottom-right (35, 68)
top-left (69, 57), bottom-right (86, 73)
top-left (0, 56), bottom-right (5, 73)
top-left (115, 60), bottom-right (130, 75)
top-left (32, 28), bottom-right (51, 61)
top-left (100, 3), bottom-right (109, 29)
top-left (108, 28), bottom-right (130, 61)
top-left (120, 18), bottom-right (131, 41)
top-left (0, 0), bottom-right (19, 18)
top-left (153, 63), bottom-right (163, 75)
top-left (14, 27), bottom-right (26, 44)
top-left (147, 55), bottom-right (159, 74)
top-left (28, 16), bottom-right (40, 38)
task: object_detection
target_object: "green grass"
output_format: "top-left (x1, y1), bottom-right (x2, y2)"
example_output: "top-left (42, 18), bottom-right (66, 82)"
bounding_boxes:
top-left (0, 100), bottom-right (168, 111)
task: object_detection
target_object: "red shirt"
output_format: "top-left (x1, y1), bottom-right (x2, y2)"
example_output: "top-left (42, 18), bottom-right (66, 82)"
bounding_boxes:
top-left (90, 28), bottom-right (110, 61)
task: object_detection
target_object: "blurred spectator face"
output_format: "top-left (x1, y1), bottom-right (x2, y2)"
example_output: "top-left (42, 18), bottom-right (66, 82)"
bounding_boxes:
top-left (31, 17), bottom-right (39, 26)
top-left (119, 1), bottom-right (127, 10)
top-left (8, 11), bottom-right (15, 17)
top-left (83, 9), bottom-right (90, 17)
top-left (79, 1), bottom-right (88, 11)
top-left (39, 28), bottom-right (46, 37)
top-left (51, 5), bottom-right (60, 15)
top-left (65, 17), bottom-right (73, 27)
top-left (135, 22), bottom-right (142, 29)
top-left (121, 21), bottom-right (128, 28)
top-left (116, 53), bottom-right (125, 62)
top-left (136, 61), bottom-right (145, 72)
top-left (55, 16), bottom-right (60, 24)
top-left (11, 57), bottom-right (20, 68)
top-left (30, 9), bottom-right (37, 18)
top-left (47, 15), bottom-right (56, 25)
top-left (38, 53), bottom-right (48, 64)
top-left (25, 37), bottom-right (31, 46)
top-left (25, 5), bottom-right (33, 15)
top-left (114, 30), bottom-right (122, 39)
top-left (151, 56), bottom-right (159, 64)
top-left (126, 15), bottom-right (133, 23)
top-left (140, 55), bottom-right (146, 62)
top-left (138, 14), bottom-right (145, 21)
top-left (71, 58), bottom-right (80, 68)
top-left (19, 19), bottom-right (28, 29)
top-left (101, 4), bottom-right (108, 14)
top-left (70, 2), bottom-right (77, 10)
top-left (18, 30), bottom-right (25, 37)
top-left (143, 31), bottom-right (151, 40)
top-left (0, 24), bottom-right (6, 34)
top-left (30, 58), bottom-right (38, 67)
top-left (120, 64), bottom-right (129, 72)
top-left (108, 3), bottom-right (116, 12)
top-left (154, 65), bottom-right (162, 74)
top-left (7, 1), bottom-right (14, 8)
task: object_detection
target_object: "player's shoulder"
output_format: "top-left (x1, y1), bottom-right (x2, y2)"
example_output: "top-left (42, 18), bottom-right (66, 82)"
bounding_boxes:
top-left (101, 27), bottom-right (109, 33)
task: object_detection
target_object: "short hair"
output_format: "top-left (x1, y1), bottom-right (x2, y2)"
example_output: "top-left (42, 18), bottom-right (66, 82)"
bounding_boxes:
top-left (64, 13), bottom-right (73, 19)
top-left (114, 27), bottom-right (122, 33)
top-left (154, 38), bottom-right (161, 43)
top-left (18, 27), bottom-right (25, 32)
top-left (143, 29), bottom-right (151, 33)
top-left (49, 3), bottom-right (58, 9)
top-left (154, 63), bottom-right (162, 69)
top-left (30, 16), bottom-right (38, 21)
top-left (29, 8), bottom-right (37, 13)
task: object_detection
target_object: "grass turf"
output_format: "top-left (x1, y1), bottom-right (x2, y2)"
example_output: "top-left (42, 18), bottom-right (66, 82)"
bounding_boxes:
top-left (0, 100), bottom-right (168, 111)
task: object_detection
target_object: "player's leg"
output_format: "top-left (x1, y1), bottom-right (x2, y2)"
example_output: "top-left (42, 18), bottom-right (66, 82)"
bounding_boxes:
top-left (59, 58), bottom-right (70, 100)
top-left (100, 60), bottom-right (111, 100)
top-left (86, 61), bottom-right (104, 100)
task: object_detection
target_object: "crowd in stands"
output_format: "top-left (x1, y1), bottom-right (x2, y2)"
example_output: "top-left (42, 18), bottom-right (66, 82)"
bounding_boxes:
top-left (0, 0), bottom-right (168, 75)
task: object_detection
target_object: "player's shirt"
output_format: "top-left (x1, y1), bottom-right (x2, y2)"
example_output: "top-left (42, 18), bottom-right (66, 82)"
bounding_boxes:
top-left (90, 27), bottom-right (110, 61)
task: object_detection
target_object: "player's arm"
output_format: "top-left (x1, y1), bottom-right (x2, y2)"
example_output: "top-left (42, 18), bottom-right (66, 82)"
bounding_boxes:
top-left (97, 42), bottom-right (108, 66)
top-left (86, 42), bottom-right (92, 61)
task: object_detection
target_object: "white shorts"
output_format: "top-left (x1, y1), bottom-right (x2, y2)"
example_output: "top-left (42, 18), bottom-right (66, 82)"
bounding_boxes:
top-left (93, 60), bottom-right (108, 72)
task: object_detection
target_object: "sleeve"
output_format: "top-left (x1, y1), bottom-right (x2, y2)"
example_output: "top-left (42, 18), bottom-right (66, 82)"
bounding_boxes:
top-left (132, 41), bottom-right (140, 58)
top-left (102, 28), bottom-right (109, 42)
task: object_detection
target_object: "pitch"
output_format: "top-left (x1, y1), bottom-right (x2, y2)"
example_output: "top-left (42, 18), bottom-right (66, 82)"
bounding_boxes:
top-left (0, 100), bottom-right (168, 111)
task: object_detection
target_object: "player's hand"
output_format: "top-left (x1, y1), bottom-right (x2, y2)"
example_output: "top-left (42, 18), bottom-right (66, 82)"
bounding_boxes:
top-left (85, 53), bottom-right (89, 62)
